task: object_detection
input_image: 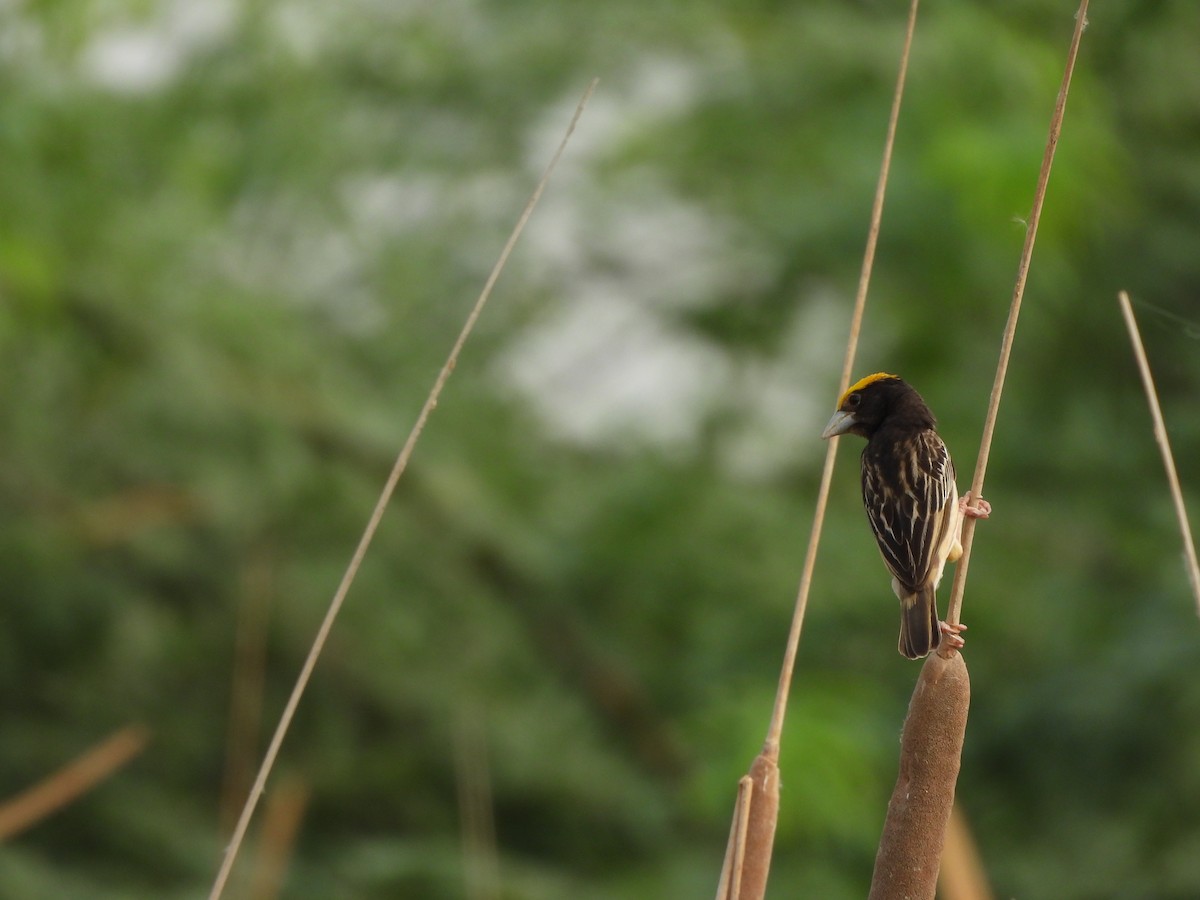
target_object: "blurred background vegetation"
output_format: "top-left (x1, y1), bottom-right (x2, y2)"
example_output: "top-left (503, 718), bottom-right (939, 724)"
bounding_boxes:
top-left (2, 0), bottom-right (1198, 897)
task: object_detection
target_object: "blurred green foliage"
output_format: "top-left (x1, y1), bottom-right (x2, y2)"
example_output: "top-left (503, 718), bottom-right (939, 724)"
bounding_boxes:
top-left (1, 0), bottom-right (1198, 897)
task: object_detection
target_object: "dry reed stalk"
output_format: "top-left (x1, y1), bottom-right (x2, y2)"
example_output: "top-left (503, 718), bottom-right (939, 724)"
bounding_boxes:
top-left (944, 0), bottom-right (1090, 630)
top-left (869, 4), bottom-right (1090, 897)
top-left (939, 804), bottom-right (996, 900)
top-left (0, 724), bottom-right (150, 840)
top-left (714, 776), bottom-right (752, 898)
top-left (714, 755), bottom-right (780, 900)
top-left (715, 3), bottom-right (921, 897)
top-left (1118, 292), bottom-right (1200, 614)
top-left (206, 78), bottom-right (598, 900)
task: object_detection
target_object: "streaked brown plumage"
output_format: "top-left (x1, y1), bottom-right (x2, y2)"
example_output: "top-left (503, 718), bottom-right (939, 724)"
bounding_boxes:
top-left (821, 373), bottom-right (967, 659)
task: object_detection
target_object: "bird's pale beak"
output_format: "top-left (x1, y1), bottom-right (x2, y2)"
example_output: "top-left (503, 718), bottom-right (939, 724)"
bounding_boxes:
top-left (820, 409), bottom-right (856, 439)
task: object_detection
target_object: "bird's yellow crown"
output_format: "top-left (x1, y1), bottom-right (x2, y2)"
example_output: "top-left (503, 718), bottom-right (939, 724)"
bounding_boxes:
top-left (837, 372), bottom-right (900, 408)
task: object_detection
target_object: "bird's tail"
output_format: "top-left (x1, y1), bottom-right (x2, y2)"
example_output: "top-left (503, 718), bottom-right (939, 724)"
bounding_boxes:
top-left (897, 586), bottom-right (940, 660)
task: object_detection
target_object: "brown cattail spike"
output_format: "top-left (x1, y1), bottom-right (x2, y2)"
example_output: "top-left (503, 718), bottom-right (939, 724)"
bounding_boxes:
top-left (715, 750), bottom-right (780, 900)
top-left (868, 653), bottom-right (971, 900)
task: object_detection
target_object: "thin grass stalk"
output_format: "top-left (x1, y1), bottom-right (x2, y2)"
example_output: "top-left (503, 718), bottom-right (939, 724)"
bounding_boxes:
top-left (1118, 291), bottom-right (1200, 613)
top-left (715, 776), bottom-right (754, 898)
top-left (767, 0), bottom-right (921, 742)
top-left (0, 725), bottom-right (150, 840)
top-left (944, 0), bottom-right (1090, 630)
top-left (715, 3), bottom-right (920, 897)
top-left (869, 6), bottom-right (1090, 898)
top-left (206, 78), bottom-right (598, 900)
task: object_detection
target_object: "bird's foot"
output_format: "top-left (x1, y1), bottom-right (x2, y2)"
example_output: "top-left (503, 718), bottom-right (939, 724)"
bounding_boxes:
top-left (959, 492), bottom-right (992, 519)
top-left (937, 620), bottom-right (967, 652)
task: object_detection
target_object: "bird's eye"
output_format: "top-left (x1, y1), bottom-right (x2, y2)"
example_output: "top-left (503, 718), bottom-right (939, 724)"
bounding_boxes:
top-left (846, 393), bottom-right (861, 408)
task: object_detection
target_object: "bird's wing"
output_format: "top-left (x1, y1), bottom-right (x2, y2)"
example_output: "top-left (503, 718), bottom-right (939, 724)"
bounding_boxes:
top-left (862, 430), bottom-right (957, 591)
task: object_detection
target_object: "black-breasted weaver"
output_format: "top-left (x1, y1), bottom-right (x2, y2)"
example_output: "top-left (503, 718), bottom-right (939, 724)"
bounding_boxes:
top-left (822, 373), bottom-right (990, 659)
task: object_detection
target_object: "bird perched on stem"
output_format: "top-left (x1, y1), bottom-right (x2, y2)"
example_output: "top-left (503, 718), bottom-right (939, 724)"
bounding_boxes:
top-left (821, 373), bottom-right (990, 659)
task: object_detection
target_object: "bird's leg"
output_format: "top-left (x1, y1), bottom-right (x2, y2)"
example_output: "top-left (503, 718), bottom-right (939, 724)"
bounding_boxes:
top-left (938, 620), bottom-right (967, 651)
top-left (959, 491), bottom-right (991, 519)
top-left (941, 494), bottom-right (987, 656)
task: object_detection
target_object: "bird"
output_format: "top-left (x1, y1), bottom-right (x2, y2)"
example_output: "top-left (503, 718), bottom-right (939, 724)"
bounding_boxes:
top-left (820, 373), bottom-right (990, 659)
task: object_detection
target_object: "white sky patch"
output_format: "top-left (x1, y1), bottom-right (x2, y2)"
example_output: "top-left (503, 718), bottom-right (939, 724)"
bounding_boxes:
top-left (525, 173), bottom-right (757, 312)
top-left (0, 8), bottom-right (46, 70)
top-left (503, 178), bottom-right (760, 451)
top-left (717, 289), bottom-right (853, 479)
top-left (528, 56), bottom-right (703, 171)
top-left (499, 65), bottom-right (790, 455)
top-left (81, 0), bottom-right (236, 93)
top-left (503, 288), bottom-right (731, 449)
top-left (341, 174), bottom-right (445, 239)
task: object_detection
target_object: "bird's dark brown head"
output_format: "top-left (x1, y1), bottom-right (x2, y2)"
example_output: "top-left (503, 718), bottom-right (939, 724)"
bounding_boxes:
top-left (820, 373), bottom-right (935, 440)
